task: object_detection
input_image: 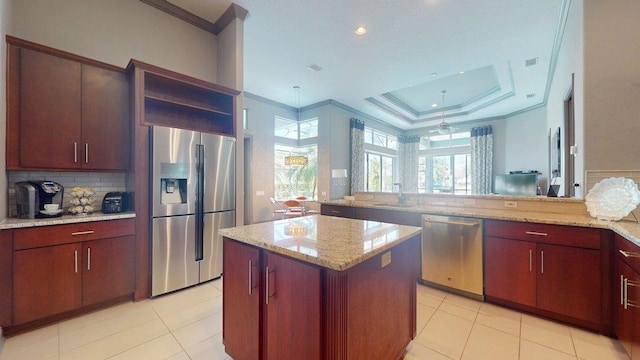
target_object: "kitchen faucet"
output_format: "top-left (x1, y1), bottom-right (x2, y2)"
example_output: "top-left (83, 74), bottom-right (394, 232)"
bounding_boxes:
top-left (394, 182), bottom-right (406, 205)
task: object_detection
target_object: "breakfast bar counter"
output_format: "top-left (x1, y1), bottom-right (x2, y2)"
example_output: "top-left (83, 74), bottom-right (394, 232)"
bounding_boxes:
top-left (219, 215), bottom-right (422, 360)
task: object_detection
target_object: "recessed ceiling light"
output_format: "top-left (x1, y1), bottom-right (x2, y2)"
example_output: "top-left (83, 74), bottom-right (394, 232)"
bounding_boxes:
top-left (308, 63), bottom-right (323, 72)
top-left (432, 103), bottom-right (438, 108)
top-left (355, 26), bottom-right (367, 35)
top-left (459, 71), bottom-right (465, 74)
top-left (430, 72), bottom-right (438, 77)
top-left (526, 93), bottom-right (536, 98)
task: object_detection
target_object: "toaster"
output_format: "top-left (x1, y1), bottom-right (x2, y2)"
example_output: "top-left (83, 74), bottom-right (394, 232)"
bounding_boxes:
top-left (101, 192), bottom-right (131, 213)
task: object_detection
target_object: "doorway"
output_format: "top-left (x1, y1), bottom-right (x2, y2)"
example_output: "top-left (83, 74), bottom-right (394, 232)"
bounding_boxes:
top-left (564, 74), bottom-right (576, 197)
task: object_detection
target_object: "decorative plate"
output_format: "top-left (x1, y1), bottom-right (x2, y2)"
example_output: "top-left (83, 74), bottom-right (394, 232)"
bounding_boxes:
top-left (585, 177), bottom-right (640, 221)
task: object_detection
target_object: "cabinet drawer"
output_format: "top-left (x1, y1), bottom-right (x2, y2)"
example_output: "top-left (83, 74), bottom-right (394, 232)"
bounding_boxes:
top-left (321, 204), bottom-right (355, 218)
top-left (485, 219), bottom-right (601, 249)
top-left (14, 219), bottom-right (135, 250)
top-left (615, 234), bottom-right (640, 273)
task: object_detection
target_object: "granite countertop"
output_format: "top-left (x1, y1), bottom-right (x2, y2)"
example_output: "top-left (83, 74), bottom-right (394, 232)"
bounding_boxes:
top-left (0, 212), bottom-right (136, 229)
top-left (321, 200), bottom-right (640, 247)
top-left (219, 215), bottom-right (421, 271)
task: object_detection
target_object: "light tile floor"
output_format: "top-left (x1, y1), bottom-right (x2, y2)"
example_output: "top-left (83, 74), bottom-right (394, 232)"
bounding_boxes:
top-left (0, 280), bottom-right (630, 360)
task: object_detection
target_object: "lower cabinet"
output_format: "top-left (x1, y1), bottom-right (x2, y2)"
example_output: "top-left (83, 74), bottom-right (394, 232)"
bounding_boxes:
top-left (223, 238), bottom-right (321, 360)
top-left (484, 220), bottom-right (608, 332)
top-left (11, 219), bottom-right (135, 327)
top-left (614, 234), bottom-right (640, 359)
top-left (223, 236), bottom-right (419, 360)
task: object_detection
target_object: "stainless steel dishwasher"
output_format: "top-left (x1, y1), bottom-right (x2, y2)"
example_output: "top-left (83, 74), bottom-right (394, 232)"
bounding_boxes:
top-left (421, 214), bottom-right (484, 300)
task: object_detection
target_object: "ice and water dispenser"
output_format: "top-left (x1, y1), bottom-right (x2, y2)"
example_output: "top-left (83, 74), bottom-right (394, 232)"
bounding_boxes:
top-left (159, 163), bottom-right (188, 205)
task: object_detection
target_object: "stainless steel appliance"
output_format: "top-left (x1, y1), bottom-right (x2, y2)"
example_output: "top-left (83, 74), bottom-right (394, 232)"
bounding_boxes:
top-left (151, 126), bottom-right (236, 296)
top-left (421, 214), bottom-right (484, 300)
top-left (14, 181), bottom-right (64, 218)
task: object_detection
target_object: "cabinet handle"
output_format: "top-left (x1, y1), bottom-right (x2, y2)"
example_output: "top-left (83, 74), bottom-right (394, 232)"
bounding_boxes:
top-left (619, 250), bottom-right (640, 258)
top-left (74, 250), bottom-right (78, 273)
top-left (624, 278), bottom-right (629, 310)
top-left (71, 230), bottom-right (95, 236)
top-left (526, 231), bottom-right (548, 237)
top-left (540, 250), bottom-right (544, 274)
top-left (74, 142), bottom-right (78, 163)
top-left (529, 249), bottom-right (532, 272)
top-left (248, 260), bottom-right (255, 295)
top-left (87, 247), bottom-right (91, 271)
top-left (85, 143), bottom-right (89, 164)
top-left (621, 275), bottom-right (626, 306)
top-left (330, 210), bottom-right (340, 214)
top-left (265, 266), bottom-right (275, 305)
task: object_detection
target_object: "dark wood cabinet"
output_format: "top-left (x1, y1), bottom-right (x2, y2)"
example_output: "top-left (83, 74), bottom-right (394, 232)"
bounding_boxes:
top-left (485, 236), bottom-right (536, 307)
top-left (222, 239), bottom-right (261, 360)
top-left (223, 236), bottom-right (419, 360)
top-left (13, 243), bottom-right (83, 324)
top-left (6, 37), bottom-right (130, 171)
top-left (484, 219), bottom-right (609, 332)
top-left (223, 239), bottom-right (321, 360)
top-left (320, 204), bottom-right (355, 218)
top-left (537, 243), bottom-right (601, 324)
top-left (614, 234), bottom-right (640, 359)
top-left (9, 219), bottom-right (135, 329)
top-left (264, 251), bottom-right (321, 359)
top-left (81, 64), bottom-right (130, 170)
top-left (82, 236), bottom-right (135, 306)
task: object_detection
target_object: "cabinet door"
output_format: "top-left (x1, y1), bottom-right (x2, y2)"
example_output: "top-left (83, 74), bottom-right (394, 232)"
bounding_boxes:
top-left (19, 48), bottom-right (81, 169)
top-left (537, 244), bottom-right (601, 324)
top-left (615, 259), bottom-right (636, 357)
top-left (82, 236), bottom-right (135, 306)
top-left (13, 243), bottom-right (82, 324)
top-left (484, 237), bottom-right (536, 307)
top-left (81, 65), bottom-right (130, 170)
top-left (222, 239), bottom-right (261, 360)
top-left (264, 252), bottom-right (321, 360)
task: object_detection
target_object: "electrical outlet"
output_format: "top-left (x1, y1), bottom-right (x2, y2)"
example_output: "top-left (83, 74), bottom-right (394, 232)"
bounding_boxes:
top-left (256, 191), bottom-right (265, 196)
top-left (321, 191), bottom-right (327, 196)
top-left (381, 251), bottom-right (391, 268)
top-left (504, 201), bottom-right (518, 208)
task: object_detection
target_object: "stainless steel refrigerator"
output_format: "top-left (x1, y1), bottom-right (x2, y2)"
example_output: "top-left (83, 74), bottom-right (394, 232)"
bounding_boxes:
top-left (151, 126), bottom-right (236, 296)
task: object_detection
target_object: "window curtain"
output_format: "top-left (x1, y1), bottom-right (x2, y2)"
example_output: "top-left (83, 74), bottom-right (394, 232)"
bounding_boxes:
top-left (398, 135), bottom-right (420, 192)
top-left (471, 125), bottom-right (493, 194)
top-left (350, 118), bottom-right (365, 195)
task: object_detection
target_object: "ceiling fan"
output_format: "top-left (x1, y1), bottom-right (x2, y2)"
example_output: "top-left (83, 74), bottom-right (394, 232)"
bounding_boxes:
top-left (429, 90), bottom-right (457, 135)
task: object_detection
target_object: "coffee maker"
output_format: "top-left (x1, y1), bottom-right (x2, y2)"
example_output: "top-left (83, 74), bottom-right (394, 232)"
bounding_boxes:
top-left (15, 181), bottom-right (64, 218)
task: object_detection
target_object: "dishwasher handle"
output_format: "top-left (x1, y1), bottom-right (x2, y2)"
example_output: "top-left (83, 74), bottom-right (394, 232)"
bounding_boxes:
top-left (422, 217), bottom-right (480, 227)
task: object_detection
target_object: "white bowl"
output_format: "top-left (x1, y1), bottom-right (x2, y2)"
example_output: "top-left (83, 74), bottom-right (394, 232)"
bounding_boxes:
top-left (44, 204), bottom-right (60, 211)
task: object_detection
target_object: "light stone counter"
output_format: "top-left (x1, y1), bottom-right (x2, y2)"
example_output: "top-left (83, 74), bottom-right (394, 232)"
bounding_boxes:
top-left (322, 199), bottom-right (640, 247)
top-left (219, 214), bottom-right (421, 271)
top-left (0, 212), bottom-right (136, 229)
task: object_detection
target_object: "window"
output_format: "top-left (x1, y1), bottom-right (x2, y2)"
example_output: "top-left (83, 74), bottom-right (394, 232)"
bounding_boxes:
top-left (274, 117), bottom-right (318, 139)
top-left (365, 127), bottom-right (397, 150)
top-left (243, 108), bottom-right (248, 129)
top-left (418, 132), bottom-right (471, 194)
top-left (363, 127), bottom-right (398, 192)
top-left (365, 152), bottom-right (394, 192)
top-left (274, 116), bottom-right (319, 200)
top-left (274, 144), bottom-right (318, 200)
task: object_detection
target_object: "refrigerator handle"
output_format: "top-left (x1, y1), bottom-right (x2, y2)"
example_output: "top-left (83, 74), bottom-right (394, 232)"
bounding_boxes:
top-left (195, 144), bottom-right (205, 261)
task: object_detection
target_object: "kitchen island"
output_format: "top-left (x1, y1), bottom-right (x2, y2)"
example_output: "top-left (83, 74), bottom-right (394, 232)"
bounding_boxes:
top-left (219, 215), bottom-right (421, 360)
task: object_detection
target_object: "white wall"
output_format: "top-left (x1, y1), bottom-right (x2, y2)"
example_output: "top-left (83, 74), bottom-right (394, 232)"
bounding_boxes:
top-left (583, 0), bottom-right (640, 172)
top-left (0, 0), bottom-right (11, 221)
top-left (546, 0), bottom-right (584, 196)
top-left (503, 107), bottom-right (549, 185)
top-left (10, 0), bottom-right (218, 81)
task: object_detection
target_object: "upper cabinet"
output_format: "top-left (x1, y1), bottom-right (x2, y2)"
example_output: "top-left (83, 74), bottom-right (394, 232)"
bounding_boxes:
top-left (6, 37), bottom-right (130, 171)
top-left (128, 60), bottom-right (239, 136)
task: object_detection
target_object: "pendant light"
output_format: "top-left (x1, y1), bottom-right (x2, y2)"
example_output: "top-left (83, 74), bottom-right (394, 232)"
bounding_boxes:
top-left (430, 90), bottom-right (456, 135)
top-left (284, 85), bottom-right (309, 167)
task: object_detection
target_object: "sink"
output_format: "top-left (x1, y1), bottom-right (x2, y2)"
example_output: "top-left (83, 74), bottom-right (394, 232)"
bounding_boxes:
top-left (372, 202), bottom-right (413, 208)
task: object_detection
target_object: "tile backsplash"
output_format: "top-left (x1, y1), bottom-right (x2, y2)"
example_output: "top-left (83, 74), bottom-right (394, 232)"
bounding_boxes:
top-left (7, 171), bottom-right (127, 217)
